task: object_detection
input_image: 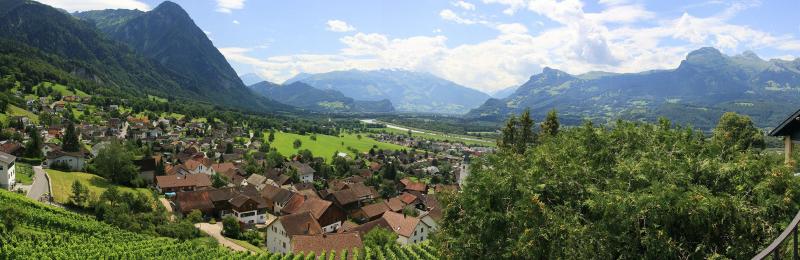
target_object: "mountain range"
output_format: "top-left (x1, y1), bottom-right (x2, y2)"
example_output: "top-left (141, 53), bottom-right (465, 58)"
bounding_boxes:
top-left (249, 81), bottom-right (394, 113)
top-left (286, 69), bottom-right (491, 114)
top-left (72, 2), bottom-right (287, 112)
top-left (467, 47), bottom-right (800, 129)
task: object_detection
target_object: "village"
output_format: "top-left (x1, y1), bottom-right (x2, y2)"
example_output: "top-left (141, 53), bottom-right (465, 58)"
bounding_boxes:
top-left (0, 83), bottom-right (490, 254)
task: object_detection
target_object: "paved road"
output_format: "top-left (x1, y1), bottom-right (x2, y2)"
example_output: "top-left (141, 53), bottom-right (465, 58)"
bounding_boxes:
top-left (27, 166), bottom-right (49, 201)
top-left (195, 222), bottom-right (248, 252)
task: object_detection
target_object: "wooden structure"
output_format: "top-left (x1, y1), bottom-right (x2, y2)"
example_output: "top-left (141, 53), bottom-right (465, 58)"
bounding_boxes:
top-left (769, 110), bottom-right (800, 165)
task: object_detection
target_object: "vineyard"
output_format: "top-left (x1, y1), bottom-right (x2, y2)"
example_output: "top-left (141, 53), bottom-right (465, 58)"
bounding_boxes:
top-left (0, 190), bottom-right (440, 259)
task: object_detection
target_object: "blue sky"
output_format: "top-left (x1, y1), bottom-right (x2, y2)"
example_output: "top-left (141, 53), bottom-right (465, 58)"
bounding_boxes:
top-left (39, 0), bottom-right (800, 92)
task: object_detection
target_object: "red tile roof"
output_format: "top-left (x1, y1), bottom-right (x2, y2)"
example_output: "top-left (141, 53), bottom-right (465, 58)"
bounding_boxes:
top-left (291, 232), bottom-right (363, 254)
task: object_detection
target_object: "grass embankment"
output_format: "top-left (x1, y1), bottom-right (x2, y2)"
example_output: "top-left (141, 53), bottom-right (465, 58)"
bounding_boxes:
top-left (46, 169), bottom-right (151, 204)
top-left (229, 238), bottom-right (268, 254)
top-left (14, 162), bottom-right (34, 185)
top-left (266, 131), bottom-right (405, 162)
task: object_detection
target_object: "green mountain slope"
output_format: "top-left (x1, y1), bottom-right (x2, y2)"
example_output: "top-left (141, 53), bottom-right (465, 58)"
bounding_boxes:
top-left (72, 1), bottom-right (289, 112)
top-left (285, 69), bottom-right (491, 114)
top-left (466, 47), bottom-right (800, 129)
top-left (249, 81), bottom-right (394, 113)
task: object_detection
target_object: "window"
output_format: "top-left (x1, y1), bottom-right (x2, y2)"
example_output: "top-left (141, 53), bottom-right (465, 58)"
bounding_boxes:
top-left (282, 242), bottom-right (286, 248)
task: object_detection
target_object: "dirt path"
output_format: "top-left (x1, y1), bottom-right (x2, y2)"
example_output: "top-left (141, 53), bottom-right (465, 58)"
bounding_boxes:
top-left (159, 198), bottom-right (176, 221)
top-left (27, 166), bottom-right (50, 202)
top-left (195, 222), bottom-right (248, 252)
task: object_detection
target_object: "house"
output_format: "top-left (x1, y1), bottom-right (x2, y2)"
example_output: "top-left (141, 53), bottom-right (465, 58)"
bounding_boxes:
top-left (769, 108), bottom-right (800, 164)
top-left (133, 156), bottom-right (160, 183)
top-left (174, 190), bottom-right (215, 215)
top-left (45, 150), bottom-right (86, 171)
top-left (290, 198), bottom-right (347, 233)
top-left (287, 161), bottom-right (315, 183)
top-left (0, 152), bottom-right (16, 190)
top-left (155, 174), bottom-right (212, 193)
top-left (379, 211), bottom-right (435, 245)
top-left (185, 158), bottom-right (214, 175)
top-left (246, 174), bottom-right (268, 190)
top-left (228, 193), bottom-right (270, 225)
top-left (355, 201), bottom-right (390, 222)
top-left (290, 232), bottom-right (363, 255)
top-left (0, 141), bottom-right (24, 157)
top-left (266, 211), bottom-right (323, 254)
top-left (261, 185), bottom-right (296, 213)
top-left (399, 178), bottom-right (427, 193)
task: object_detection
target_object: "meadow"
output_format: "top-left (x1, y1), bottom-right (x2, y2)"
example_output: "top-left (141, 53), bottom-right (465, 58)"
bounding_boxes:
top-left (47, 169), bottom-right (152, 204)
top-left (265, 131), bottom-right (406, 162)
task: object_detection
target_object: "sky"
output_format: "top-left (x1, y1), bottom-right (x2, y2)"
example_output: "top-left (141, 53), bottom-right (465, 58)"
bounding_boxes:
top-left (37, 0), bottom-right (800, 93)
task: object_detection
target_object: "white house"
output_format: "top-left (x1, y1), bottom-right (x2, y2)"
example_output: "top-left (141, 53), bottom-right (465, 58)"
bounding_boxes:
top-left (45, 150), bottom-right (85, 171)
top-left (265, 211), bottom-right (323, 254)
top-left (382, 211), bottom-right (436, 245)
top-left (288, 161), bottom-right (315, 183)
top-left (0, 152), bottom-right (16, 190)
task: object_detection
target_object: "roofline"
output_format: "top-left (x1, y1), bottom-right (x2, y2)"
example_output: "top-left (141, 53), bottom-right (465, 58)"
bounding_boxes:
top-left (769, 108), bottom-right (800, 136)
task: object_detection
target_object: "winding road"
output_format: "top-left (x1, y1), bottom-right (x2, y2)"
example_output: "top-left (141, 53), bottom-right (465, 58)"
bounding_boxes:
top-left (195, 222), bottom-right (248, 252)
top-left (26, 166), bottom-right (50, 202)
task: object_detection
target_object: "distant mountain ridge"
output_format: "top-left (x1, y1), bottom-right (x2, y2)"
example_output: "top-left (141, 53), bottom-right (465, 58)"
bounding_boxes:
top-left (467, 47), bottom-right (800, 129)
top-left (249, 81), bottom-right (394, 113)
top-left (73, 1), bottom-right (287, 112)
top-left (285, 69), bottom-right (491, 114)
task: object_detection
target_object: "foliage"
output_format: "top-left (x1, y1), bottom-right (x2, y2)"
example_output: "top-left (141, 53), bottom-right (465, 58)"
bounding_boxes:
top-left (92, 140), bottom-right (139, 186)
top-left (62, 121), bottom-right (80, 152)
top-left (186, 210), bottom-right (203, 224)
top-left (540, 109), bottom-right (559, 136)
top-left (293, 139), bottom-right (302, 149)
top-left (435, 116), bottom-right (800, 259)
top-left (69, 180), bottom-right (89, 207)
top-left (222, 216), bottom-right (241, 239)
top-left (712, 112), bottom-right (766, 153)
top-left (364, 227), bottom-right (399, 248)
top-left (242, 230), bottom-right (263, 247)
top-left (23, 126), bottom-right (42, 158)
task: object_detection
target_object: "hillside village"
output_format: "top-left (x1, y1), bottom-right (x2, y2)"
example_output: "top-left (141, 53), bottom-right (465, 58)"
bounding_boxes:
top-left (0, 81), bottom-right (488, 255)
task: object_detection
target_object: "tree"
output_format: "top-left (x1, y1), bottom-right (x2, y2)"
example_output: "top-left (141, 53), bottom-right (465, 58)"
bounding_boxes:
top-left (222, 216), bottom-right (241, 239)
top-left (540, 109), bottom-right (560, 136)
top-left (211, 173), bottom-right (228, 188)
top-left (712, 112), bottom-right (765, 152)
top-left (498, 115), bottom-right (517, 151)
top-left (224, 142), bottom-right (234, 154)
top-left (363, 227), bottom-right (398, 248)
top-left (265, 150), bottom-right (284, 169)
top-left (186, 210), bottom-right (203, 223)
top-left (24, 126), bottom-right (43, 158)
top-left (62, 121), bottom-right (80, 152)
top-left (293, 139), bottom-right (302, 149)
top-left (268, 130), bottom-right (275, 142)
top-left (516, 108), bottom-right (535, 153)
top-left (381, 161), bottom-right (397, 180)
top-left (93, 141), bottom-right (138, 185)
top-left (69, 180), bottom-right (89, 207)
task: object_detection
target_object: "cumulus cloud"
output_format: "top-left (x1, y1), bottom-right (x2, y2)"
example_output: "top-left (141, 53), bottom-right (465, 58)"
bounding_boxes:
top-left (232, 20), bottom-right (240, 25)
top-left (35, 0), bottom-right (149, 12)
top-left (221, 0), bottom-right (800, 92)
top-left (326, 20), bottom-right (357, 32)
top-left (216, 0), bottom-right (245, 13)
top-left (454, 1), bottom-right (476, 10)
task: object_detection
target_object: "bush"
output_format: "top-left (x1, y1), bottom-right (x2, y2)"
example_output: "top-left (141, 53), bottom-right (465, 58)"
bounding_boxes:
top-left (242, 230), bottom-right (262, 247)
top-left (221, 216), bottom-right (240, 239)
top-left (209, 218), bottom-right (216, 224)
top-left (156, 221), bottom-right (200, 240)
top-left (186, 209), bottom-right (203, 223)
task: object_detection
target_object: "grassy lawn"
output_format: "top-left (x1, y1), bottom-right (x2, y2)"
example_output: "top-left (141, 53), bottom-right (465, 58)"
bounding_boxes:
top-left (46, 169), bottom-right (152, 204)
top-left (15, 162), bottom-right (34, 185)
top-left (229, 238), bottom-right (268, 254)
top-left (373, 126), bottom-right (496, 146)
top-left (3, 104), bottom-right (40, 124)
top-left (266, 131), bottom-right (406, 162)
top-left (36, 82), bottom-right (90, 97)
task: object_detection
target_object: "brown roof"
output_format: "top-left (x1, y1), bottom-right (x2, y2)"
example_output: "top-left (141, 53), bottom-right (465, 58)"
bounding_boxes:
top-left (166, 164), bottom-right (192, 176)
top-left (261, 185), bottom-right (294, 204)
top-left (381, 211), bottom-right (421, 237)
top-left (400, 178), bottom-right (427, 192)
top-left (294, 199), bottom-right (332, 219)
top-left (280, 193), bottom-right (306, 214)
top-left (212, 162), bottom-right (236, 173)
top-left (288, 161), bottom-right (315, 175)
top-left (156, 174), bottom-right (212, 189)
top-left (360, 202), bottom-right (389, 219)
top-left (174, 190), bottom-right (214, 213)
top-left (330, 189), bottom-right (359, 205)
top-left (398, 192), bottom-right (418, 205)
top-left (339, 220), bottom-right (359, 233)
top-left (291, 232), bottom-right (363, 254)
top-left (276, 211), bottom-right (323, 236)
top-left (349, 218), bottom-right (392, 235)
top-left (386, 197), bottom-right (405, 212)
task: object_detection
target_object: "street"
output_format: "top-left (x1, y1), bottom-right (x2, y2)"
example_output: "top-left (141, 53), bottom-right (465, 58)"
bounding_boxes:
top-left (27, 166), bottom-right (50, 202)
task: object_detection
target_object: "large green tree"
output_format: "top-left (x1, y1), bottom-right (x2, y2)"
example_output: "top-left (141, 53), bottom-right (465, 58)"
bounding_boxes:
top-left (435, 116), bottom-right (799, 259)
top-left (93, 141), bottom-right (139, 185)
top-left (712, 112), bottom-right (765, 152)
top-left (540, 109), bottom-right (560, 136)
top-left (62, 122), bottom-right (80, 152)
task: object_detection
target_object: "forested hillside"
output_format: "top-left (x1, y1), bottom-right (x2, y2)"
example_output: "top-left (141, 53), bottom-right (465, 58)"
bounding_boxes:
top-left (434, 111), bottom-right (800, 259)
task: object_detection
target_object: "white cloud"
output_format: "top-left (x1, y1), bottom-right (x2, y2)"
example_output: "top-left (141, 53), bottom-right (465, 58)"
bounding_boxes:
top-left (35, 0), bottom-right (149, 12)
top-left (453, 1), bottom-right (476, 10)
top-left (216, 0), bottom-right (245, 13)
top-left (326, 20), bottom-right (356, 32)
top-left (440, 9), bottom-right (489, 25)
top-left (222, 0), bottom-right (800, 92)
top-left (232, 20), bottom-right (240, 25)
top-left (433, 28), bottom-right (443, 33)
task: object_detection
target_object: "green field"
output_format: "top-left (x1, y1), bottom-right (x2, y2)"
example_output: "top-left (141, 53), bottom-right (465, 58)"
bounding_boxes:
top-left (373, 126), bottom-right (496, 147)
top-left (266, 131), bottom-right (405, 162)
top-left (46, 169), bottom-right (152, 204)
top-left (36, 82), bottom-right (90, 97)
top-left (14, 162), bottom-right (34, 185)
